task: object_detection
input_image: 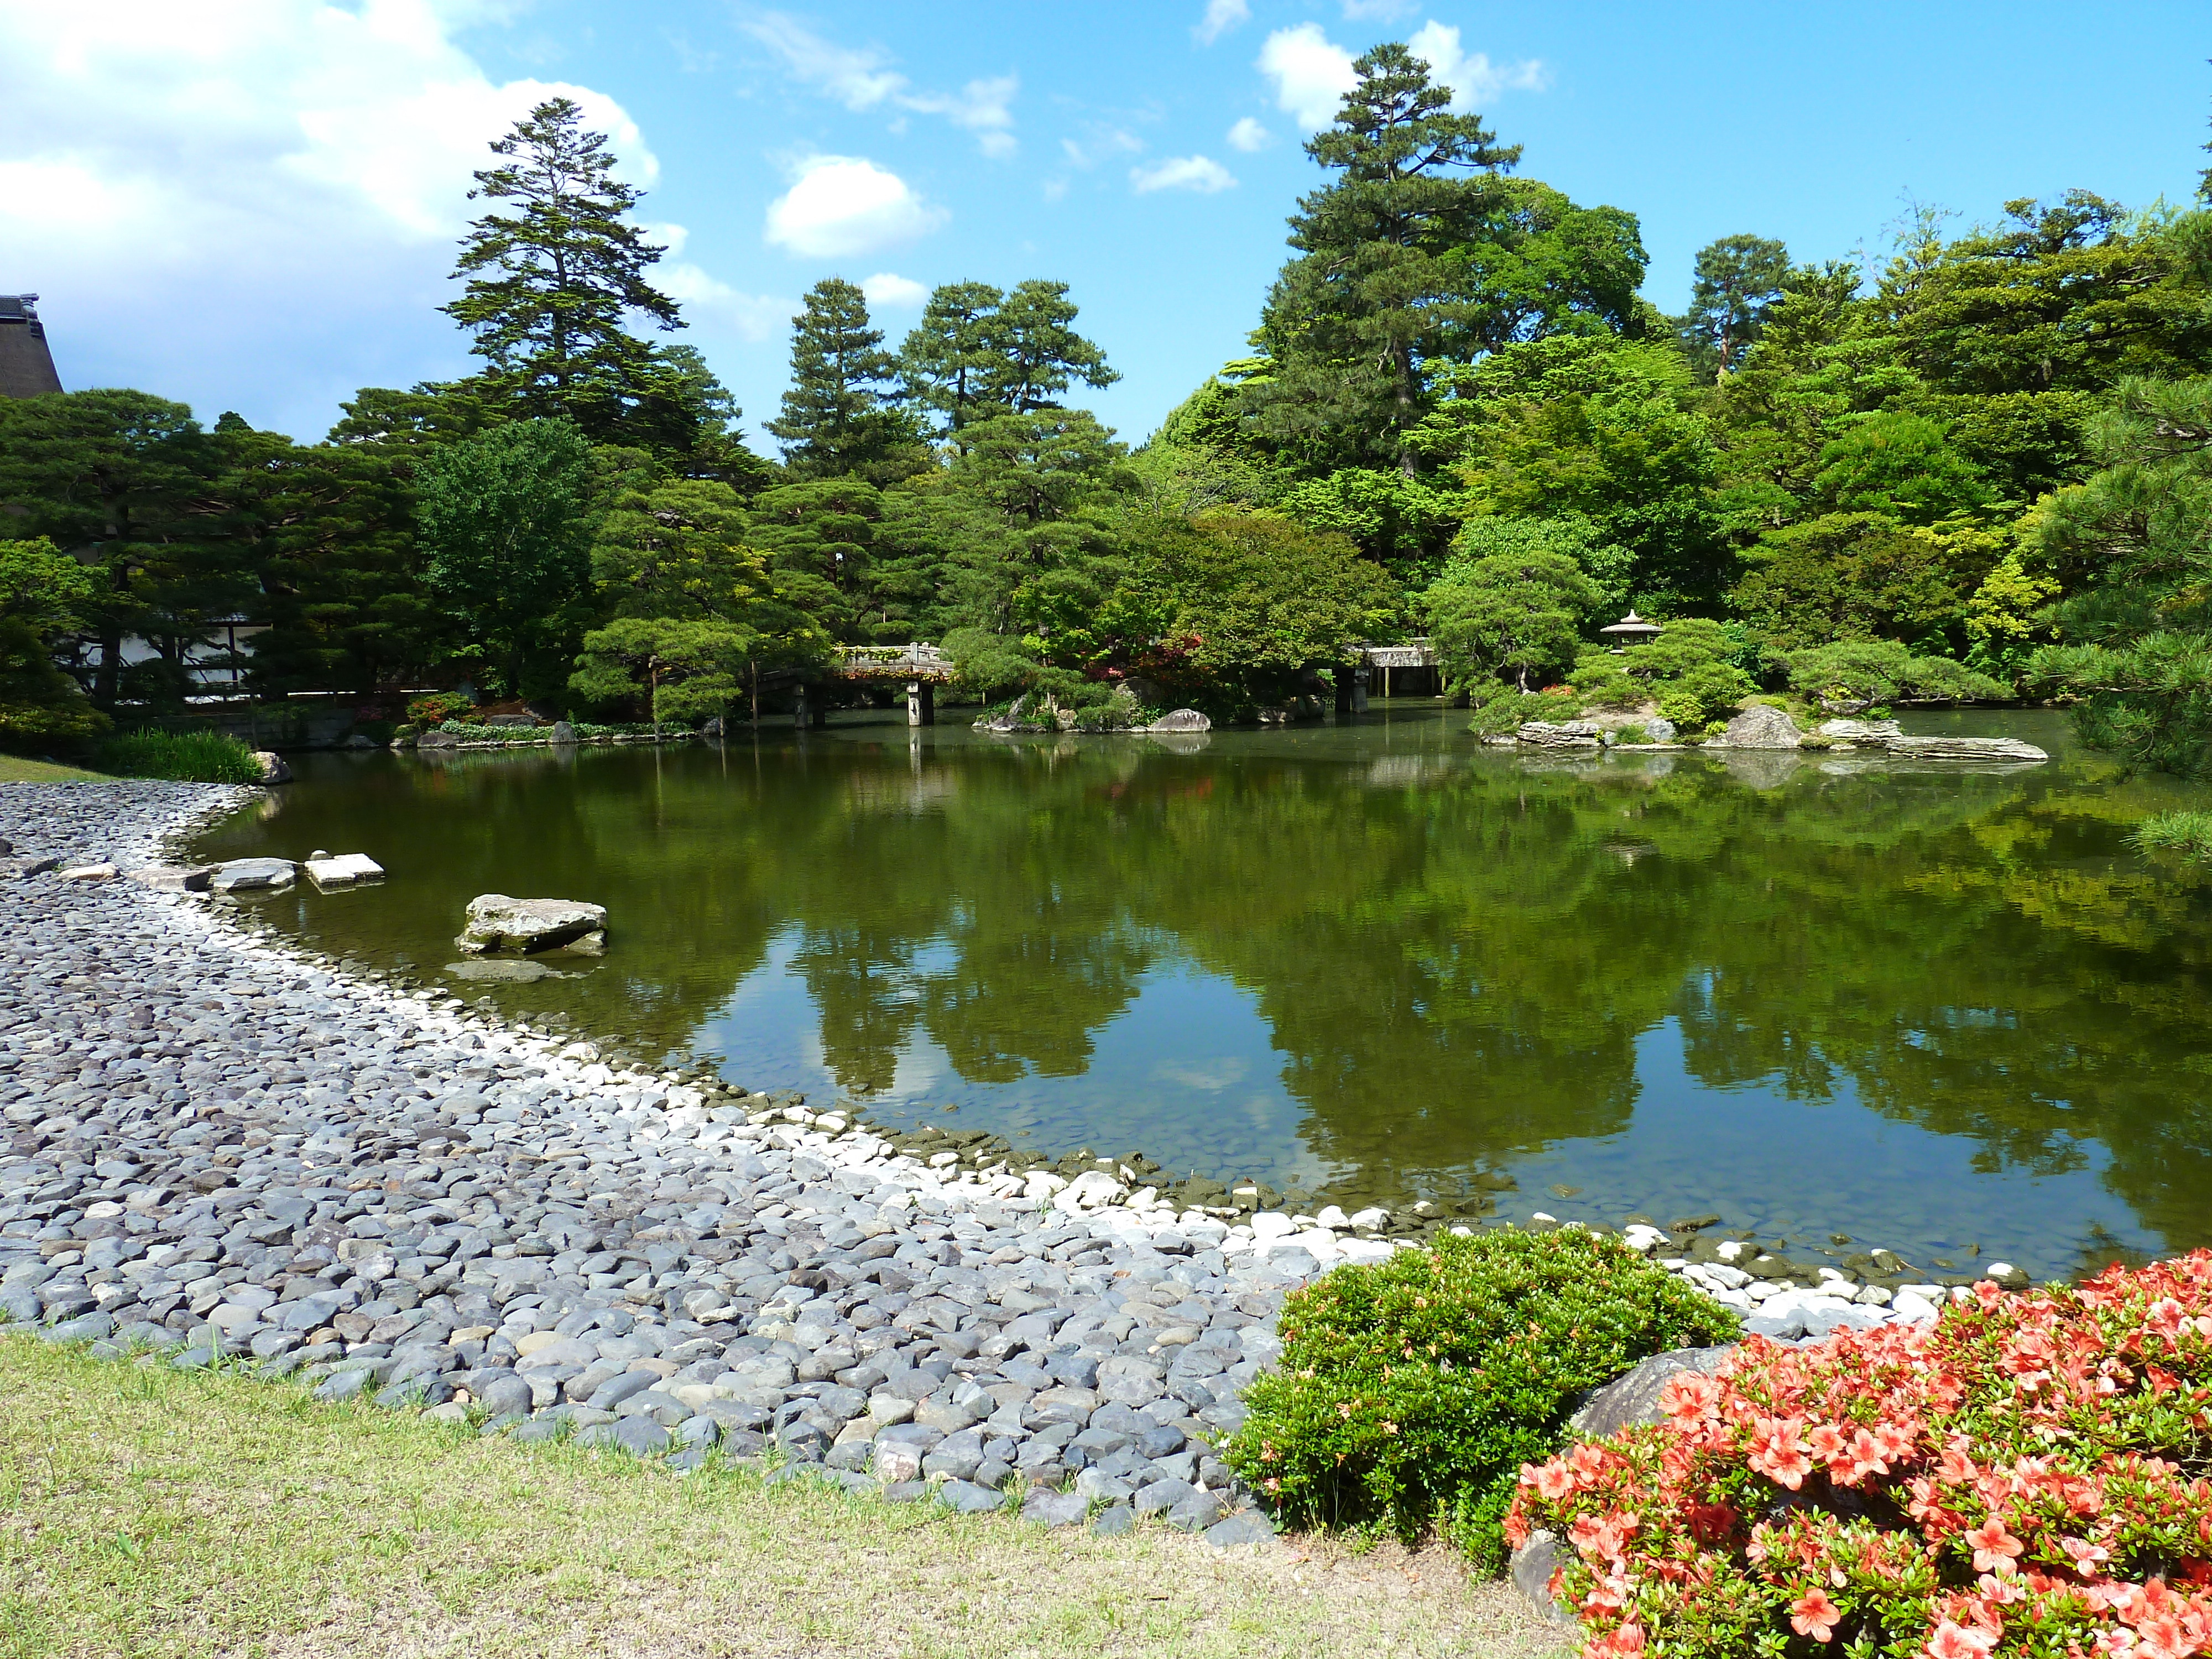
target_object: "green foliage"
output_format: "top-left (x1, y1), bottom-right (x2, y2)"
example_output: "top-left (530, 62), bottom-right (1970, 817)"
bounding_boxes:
top-left (1452, 514), bottom-right (1635, 624)
top-left (768, 279), bottom-right (922, 482)
top-left (899, 279), bottom-right (1119, 435)
top-left (1105, 512), bottom-right (1401, 706)
top-left (1730, 512), bottom-right (2003, 654)
top-left (0, 536), bottom-right (98, 638)
top-left (1569, 653), bottom-right (1646, 710)
top-left (1421, 336), bottom-right (1724, 612)
top-left (1275, 467), bottom-right (1460, 591)
top-left (2133, 811), bottom-right (2212, 864)
top-left (0, 619), bottom-right (108, 749)
top-left (1225, 1228), bottom-right (1737, 1571)
top-left (1655, 659), bottom-right (1755, 727)
top-left (406, 693), bottom-right (472, 726)
top-left (1423, 544), bottom-right (1598, 693)
top-left (441, 97), bottom-right (691, 446)
top-left (2028, 375), bottom-right (2212, 776)
top-left (95, 727), bottom-right (262, 782)
top-left (1776, 637), bottom-right (2008, 706)
top-left (1464, 684), bottom-right (1573, 734)
top-left (1677, 233), bottom-right (1791, 378)
top-left (417, 417), bottom-right (596, 694)
top-left (1811, 410), bottom-right (1992, 524)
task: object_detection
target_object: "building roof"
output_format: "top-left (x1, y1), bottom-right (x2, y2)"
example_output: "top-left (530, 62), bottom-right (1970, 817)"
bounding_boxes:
top-left (0, 294), bottom-right (63, 398)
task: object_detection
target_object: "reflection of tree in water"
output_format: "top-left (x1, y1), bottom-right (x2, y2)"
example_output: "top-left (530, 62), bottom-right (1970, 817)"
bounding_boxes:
top-left (210, 734), bottom-right (2212, 1253)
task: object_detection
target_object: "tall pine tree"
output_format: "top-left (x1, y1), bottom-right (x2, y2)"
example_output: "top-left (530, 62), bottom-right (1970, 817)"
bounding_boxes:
top-left (1249, 43), bottom-right (1521, 476)
top-left (442, 98), bottom-right (687, 444)
top-left (766, 279), bottom-right (920, 481)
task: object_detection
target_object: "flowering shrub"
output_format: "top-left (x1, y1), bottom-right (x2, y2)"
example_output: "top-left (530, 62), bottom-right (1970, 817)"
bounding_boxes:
top-left (1507, 1251), bottom-right (2212, 1659)
top-left (1225, 1229), bottom-right (1738, 1571)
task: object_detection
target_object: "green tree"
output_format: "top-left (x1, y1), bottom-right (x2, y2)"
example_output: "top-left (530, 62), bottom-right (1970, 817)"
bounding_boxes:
top-left (1731, 512), bottom-right (2001, 653)
top-left (1103, 513), bottom-right (1401, 708)
top-left (0, 389), bottom-right (239, 707)
top-left (1275, 467), bottom-right (1460, 592)
top-left (1678, 234), bottom-right (1791, 379)
top-left (899, 280), bottom-right (1005, 435)
top-left (416, 418), bottom-right (595, 695)
top-left (0, 537), bottom-right (107, 748)
top-left (899, 279), bottom-right (1119, 440)
top-left (442, 97), bottom-right (686, 443)
top-left (2029, 375), bottom-right (2212, 776)
top-left (1248, 41), bottom-right (1522, 474)
top-left (1423, 544), bottom-right (1597, 692)
top-left (767, 279), bottom-right (921, 481)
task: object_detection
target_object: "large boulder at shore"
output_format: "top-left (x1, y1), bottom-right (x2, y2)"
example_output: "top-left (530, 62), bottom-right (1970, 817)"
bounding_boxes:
top-left (1568, 1344), bottom-right (1735, 1437)
top-left (415, 729), bottom-right (460, 750)
top-left (1717, 703), bottom-right (1801, 749)
top-left (1818, 717), bottom-right (1903, 744)
top-left (456, 894), bottom-right (607, 954)
top-left (253, 751), bottom-right (291, 783)
top-left (1884, 734), bottom-right (2048, 763)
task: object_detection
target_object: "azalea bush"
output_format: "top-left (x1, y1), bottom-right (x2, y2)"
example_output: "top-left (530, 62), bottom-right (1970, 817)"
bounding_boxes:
top-left (1509, 1251), bottom-right (2212, 1659)
top-left (1226, 1229), bottom-right (1737, 1571)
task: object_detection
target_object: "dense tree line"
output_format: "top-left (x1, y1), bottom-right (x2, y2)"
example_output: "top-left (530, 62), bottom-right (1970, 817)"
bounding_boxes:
top-left (3, 55), bottom-right (2210, 769)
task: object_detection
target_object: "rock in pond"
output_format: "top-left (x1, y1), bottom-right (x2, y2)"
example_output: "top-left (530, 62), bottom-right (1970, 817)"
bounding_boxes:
top-left (306, 853), bottom-right (384, 889)
top-left (416, 730), bottom-right (460, 750)
top-left (1518, 721), bottom-right (1602, 750)
top-left (455, 894), bottom-right (608, 954)
top-left (1145, 708), bottom-right (1212, 733)
top-left (1882, 734), bottom-right (2047, 763)
top-left (1717, 704), bottom-right (1801, 749)
top-left (253, 750), bottom-right (292, 783)
top-left (549, 719), bottom-right (578, 744)
top-left (210, 857), bottom-right (296, 893)
top-left (126, 864), bottom-right (215, 893)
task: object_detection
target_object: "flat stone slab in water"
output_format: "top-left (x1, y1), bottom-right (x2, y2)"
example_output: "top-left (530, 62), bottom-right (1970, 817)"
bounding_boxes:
top-left (306, 853), bottom-right (384, 889)
top-left (211, 857), bottom-right (295, 892)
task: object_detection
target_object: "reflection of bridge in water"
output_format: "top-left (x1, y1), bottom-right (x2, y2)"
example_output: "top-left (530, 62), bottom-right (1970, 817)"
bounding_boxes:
top-left (811, 638), bottom-right (1439, 726)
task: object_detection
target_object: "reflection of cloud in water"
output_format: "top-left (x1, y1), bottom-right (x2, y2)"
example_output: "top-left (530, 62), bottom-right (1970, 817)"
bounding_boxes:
top-left (1152, 1056), bottom-right (1249, 1091)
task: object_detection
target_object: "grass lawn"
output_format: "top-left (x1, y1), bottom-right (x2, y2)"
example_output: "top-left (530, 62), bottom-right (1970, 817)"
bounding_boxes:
top-left (0, 755), bottom-right (109, 782)
top-left (0, 1337), bottom-right (1567, 1659)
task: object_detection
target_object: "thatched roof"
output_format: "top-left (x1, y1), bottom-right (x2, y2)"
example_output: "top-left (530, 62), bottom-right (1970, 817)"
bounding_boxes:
top-left (0, 295), bottom-right (63, 398)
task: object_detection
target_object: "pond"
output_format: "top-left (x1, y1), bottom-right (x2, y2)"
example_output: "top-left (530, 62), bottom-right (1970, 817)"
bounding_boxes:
top-left (190, 705), bottom-right (2212, 1281)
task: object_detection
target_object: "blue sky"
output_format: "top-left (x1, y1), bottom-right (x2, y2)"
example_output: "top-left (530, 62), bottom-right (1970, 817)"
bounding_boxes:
top-left (3, 2), bottom-right (2206, 450)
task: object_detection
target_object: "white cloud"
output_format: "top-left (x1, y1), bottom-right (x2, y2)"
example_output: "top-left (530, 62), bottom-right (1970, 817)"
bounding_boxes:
top-left (1406, 22), bottom-right (1549, 109)
top-left (860, 272), bottom-right (928, 309)
top-left (659, 262), bottom-right (786, 342)
top-left (1256, 23), bottom-right (1357, 129)
top-left (1255, 20), bottom-right (1547, 132)
top-left (741, 11), bottom-right (1019, 156)
top-left (738, 10), bottom-right (904, 109)
top-left (1131, 154), bottom-right (1237, 195)
top-left (1193, 0), bottom-right (1250, 45)
top-left (1341, 0), bottom-right (1417, 18)
top-left (1226, 116), bottom-right (1271, 152)
top-left (764, 156), bottom-right (946, 258)
top-left (1061, 126), bottom-right (1144, 169)
top-left (0, 0), bottom-right (697, 435)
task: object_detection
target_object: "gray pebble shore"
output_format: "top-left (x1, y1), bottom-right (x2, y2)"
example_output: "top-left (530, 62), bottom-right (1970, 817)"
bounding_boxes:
top-left (0, 781), bottom-right (1964, 1550)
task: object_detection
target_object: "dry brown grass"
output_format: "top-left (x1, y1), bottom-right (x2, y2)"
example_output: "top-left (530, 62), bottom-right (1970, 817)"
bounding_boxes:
top-left (0, 1335), bottom-right (1571, 1659)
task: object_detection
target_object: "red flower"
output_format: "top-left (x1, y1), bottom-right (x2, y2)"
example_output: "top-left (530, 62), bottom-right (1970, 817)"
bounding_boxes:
top-left (1967, 1519), bottom-right (2026, 1574)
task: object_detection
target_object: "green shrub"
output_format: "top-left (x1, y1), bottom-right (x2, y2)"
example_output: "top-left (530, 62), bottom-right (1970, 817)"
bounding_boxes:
top-left (1465, 682), bottom-right (1579, 735)
top-left (1225, 1228), bottom-right (1738, 1573)
top-left (1655, 659), bottom-right (1754, 727)
top-left (1614, 724), bottom-right (1651, 745)
top-left (96, 728), bottom-right (263, 783)
top-left (2133, 810), bottom-right (2212, 865)
top-left (1776, 637), bottom-right (2007, 706)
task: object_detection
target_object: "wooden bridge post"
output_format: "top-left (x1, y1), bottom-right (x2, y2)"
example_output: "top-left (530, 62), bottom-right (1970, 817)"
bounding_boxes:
top-left (906, 680), bottom-right (935, 727)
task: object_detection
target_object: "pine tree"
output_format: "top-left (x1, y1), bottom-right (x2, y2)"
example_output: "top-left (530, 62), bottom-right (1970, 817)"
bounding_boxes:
top-left (1250, 42), bottom-right (1521, 475)
top-left (899, 281), bottom-right (1005, 434)
top-left (442, 97), bottom-right (685, 441)
top-left (1678, 234), bottom-right (1791, 378)
top-left (766, 279), bottom-right (920, 480)
top-left (900, 280), bottom-right (1119, 439)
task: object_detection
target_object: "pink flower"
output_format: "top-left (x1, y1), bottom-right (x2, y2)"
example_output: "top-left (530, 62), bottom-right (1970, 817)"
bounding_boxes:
top-left (1926, 1620), bottom-right (1997, 1659)
top-left (1965, 1518), bottom-right (2025, 1574)
top-left (1791, 1589), bottom-right (1841, 1642)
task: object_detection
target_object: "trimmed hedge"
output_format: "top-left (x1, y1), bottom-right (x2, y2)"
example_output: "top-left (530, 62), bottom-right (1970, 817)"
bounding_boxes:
top-left (1225, 1228), bottom-right (1738, 1571)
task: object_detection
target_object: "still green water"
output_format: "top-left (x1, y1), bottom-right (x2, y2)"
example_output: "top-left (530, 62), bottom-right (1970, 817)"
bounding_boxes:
top-left (191, 706), bottom-right (2212, 1280)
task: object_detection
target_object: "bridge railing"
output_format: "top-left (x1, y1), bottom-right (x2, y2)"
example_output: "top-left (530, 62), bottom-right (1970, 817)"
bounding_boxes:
top-left (835, 643), bottom-right (958, 681)
top-left (1358, 638), bottom-right (1435, 669)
